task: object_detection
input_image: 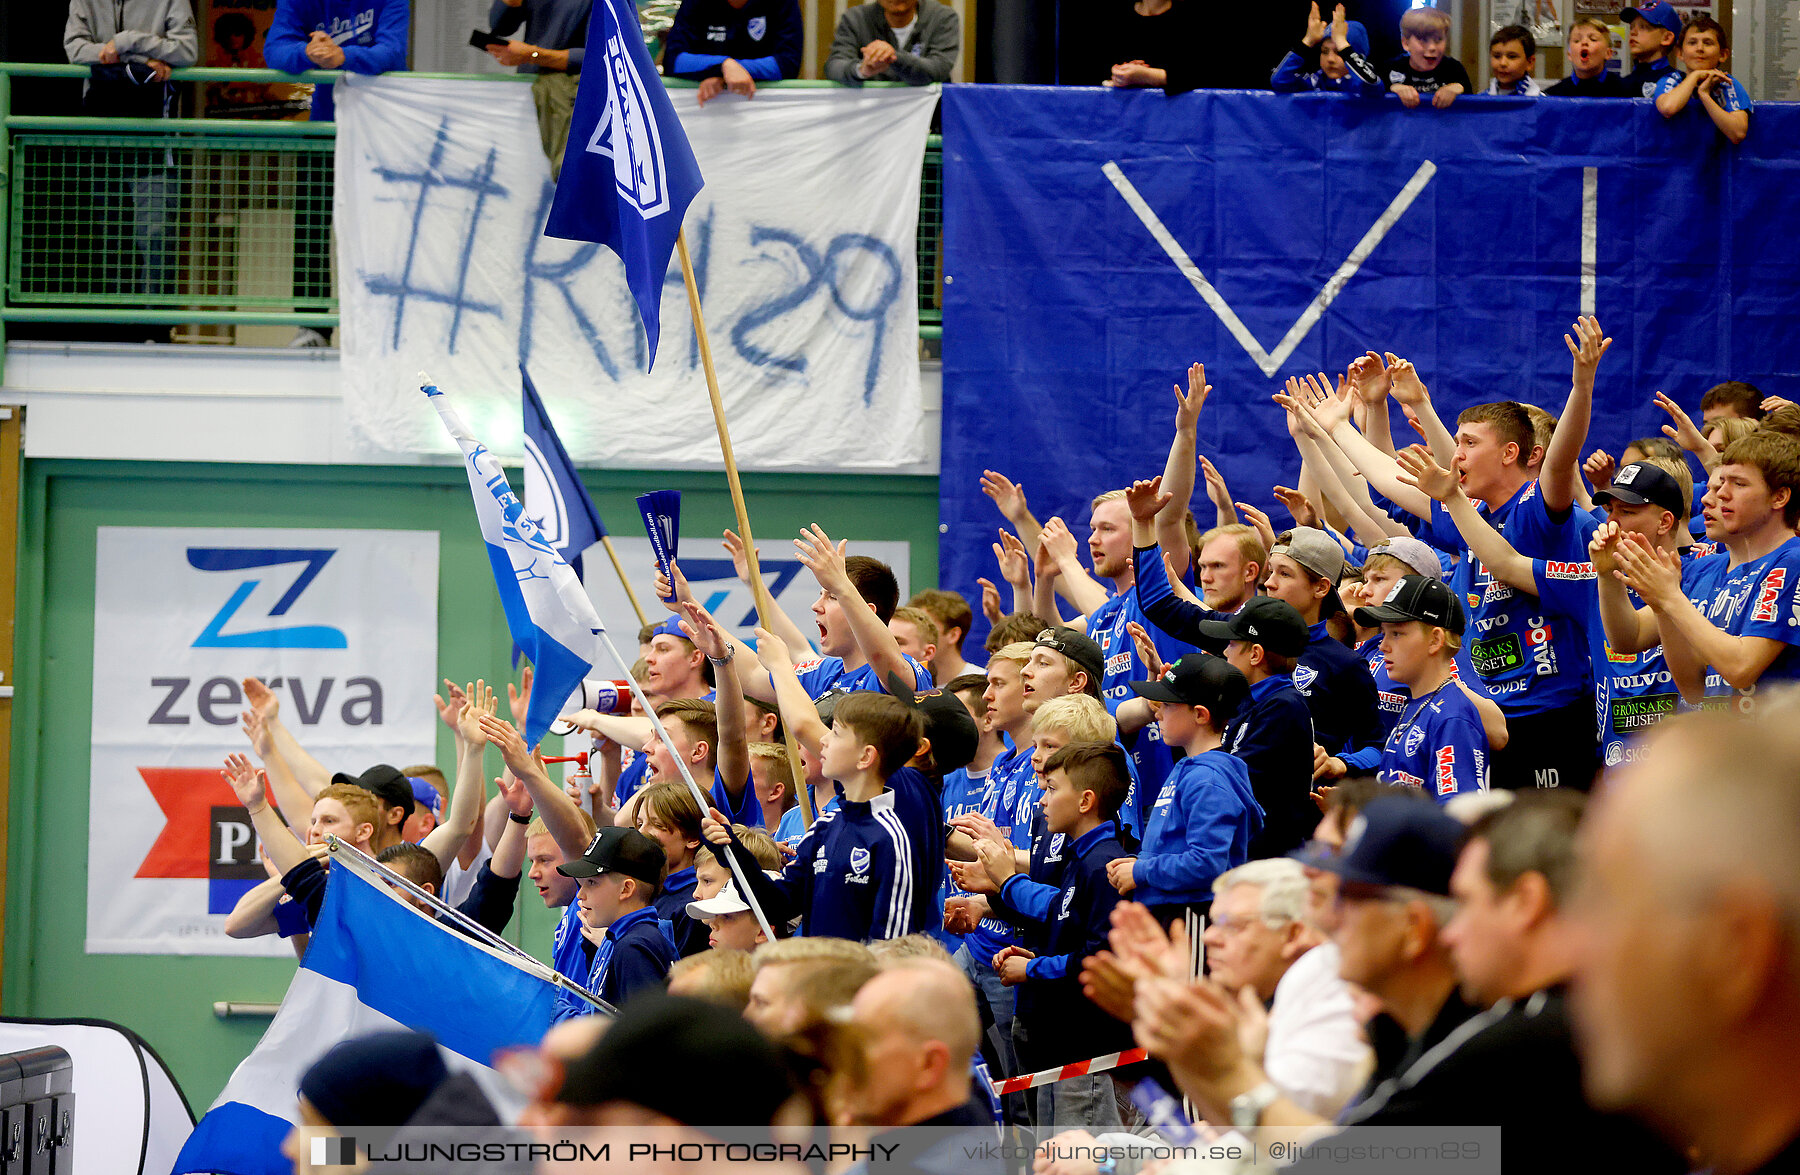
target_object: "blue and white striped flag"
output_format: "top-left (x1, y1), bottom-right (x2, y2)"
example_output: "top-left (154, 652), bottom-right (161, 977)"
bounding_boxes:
top-left (425, 378), bottom-right (605, 747)
top-left (171, 855), bottom-right (557, 1175)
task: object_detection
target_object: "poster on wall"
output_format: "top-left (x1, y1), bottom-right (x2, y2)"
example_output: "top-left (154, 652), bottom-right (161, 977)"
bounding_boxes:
top-left (87, 528), bottom-right (440, 956)
top-left (200, 0), bottom-right (312, 118)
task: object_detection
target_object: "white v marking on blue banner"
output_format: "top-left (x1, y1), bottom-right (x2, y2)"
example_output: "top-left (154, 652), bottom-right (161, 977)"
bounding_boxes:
top-left (1103, 159), bottom-right (1438, 377)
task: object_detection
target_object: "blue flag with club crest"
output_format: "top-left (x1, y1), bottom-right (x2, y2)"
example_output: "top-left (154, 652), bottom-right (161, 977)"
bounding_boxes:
top-left (424, 379), bottom-right (604, 748)
top-left (522, 365), bottom-right (606, 584)
top-left (544, 0), bottom-right (704, 367)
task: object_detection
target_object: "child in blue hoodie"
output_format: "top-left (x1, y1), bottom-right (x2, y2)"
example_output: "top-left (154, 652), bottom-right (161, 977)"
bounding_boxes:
top-left (1112, 652), bottom-right (1262, 927)
top-left (1271, 3), bottom-right (1378, 94)
top-left (264, 0), bottom-right (409, 121)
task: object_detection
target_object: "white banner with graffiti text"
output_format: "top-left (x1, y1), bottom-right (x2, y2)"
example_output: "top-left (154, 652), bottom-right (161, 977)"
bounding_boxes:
top-left (333, 75), bottom-right (937, 471)
top-left (88, 528), bottom-right (439, 955)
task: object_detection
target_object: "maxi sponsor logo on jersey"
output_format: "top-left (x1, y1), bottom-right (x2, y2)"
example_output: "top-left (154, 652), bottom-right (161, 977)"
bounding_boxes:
top-left (1753, 568), bottom-right (1787, 625)
top-left (1435, 746), bottom-right (1457, 795)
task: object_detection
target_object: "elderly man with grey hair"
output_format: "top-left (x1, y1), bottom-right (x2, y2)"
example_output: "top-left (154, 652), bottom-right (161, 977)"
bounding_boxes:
top-left (1201, 858), bottom-right (1368, 1119)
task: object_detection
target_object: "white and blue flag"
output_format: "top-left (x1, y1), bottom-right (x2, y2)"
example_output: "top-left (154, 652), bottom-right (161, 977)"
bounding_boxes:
top-left (521, 364), bottom-right (607, 585)
top-left (171, 855), bottom-right (556, 1175)
top-left (426, 378), bottom-right (605, 747)
top-left (544, 0), bottom-right (704, 367)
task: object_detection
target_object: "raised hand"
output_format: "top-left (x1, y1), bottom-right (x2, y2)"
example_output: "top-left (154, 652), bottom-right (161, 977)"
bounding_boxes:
top-left (721, 528), bottom-right (759, 585)
top-left (975, 577), bottom-right (1004, 625)
top-left (1386, 355), bottom-right (1430, 408)
top-left (1126, 621), bottom-right (1165, 679)
top-left (222, 752), bottom-right (267, 811)
top-left (456, 680), bottom-right (497, 747)
top-left (1331, 3), bottom-right (1350, 48)
top-left (700, 805), bottom-right (733, 846)
top-left (242, 677), bottom-right (279, 723)
top-left (1174, 363), bottom-right (1211, 430)
top-left (1299, 371), bottom-right (1353, 431)
top-left (1345, 351), bottom-right (1390, 405)
top-left (1235, 501), bottom-right (1276, 554)
top-left (1654, 392), bottom-right (1710, 457)
top-left (750, 625), bottom-right (792, 672)
top-left (1038, 517), bottom-right (1080, 573)
top-left (1395, 443), bottom-right (1460, 502)
top-left (794, 524), bottom-right (852, 595)
top-left (477, 712), bottom-right (535, 777)
top-left (1303, 0), bottom-right (1328, 45)
top-left (1199, 456), bottom-right (1237, 522)
top-left (678, 600), bottom-right (730, 661)
top-left (495, 769), bottom-right (533, 819)
top-left (241, 708), bottom-right (274, 758)
top-left (1271, 485), bottom-right (1319, 528)
top-left (993, 528), bottom-right (1031, 587)
top-left (652, 558), bottom-right (694, 614)
top-left (506, 665), bottom-right (533, 728)
top-left (1124, 476), bottom-right (1172, 523)
top-left (1565, 315), bottom-right (1613, 385)
top-left (980, 469), bottom-right (1031, 525)
top-left (433, 678), bottom-right (467, 734)
top-left (1584, 449), bottom-right (1616, 492)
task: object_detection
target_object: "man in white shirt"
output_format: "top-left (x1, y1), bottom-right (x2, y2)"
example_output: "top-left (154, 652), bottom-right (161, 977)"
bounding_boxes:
top-left (1202, 858), bottom-right (1369, 1118)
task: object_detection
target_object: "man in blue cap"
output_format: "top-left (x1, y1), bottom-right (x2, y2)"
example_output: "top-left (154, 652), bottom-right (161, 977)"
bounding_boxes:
top-left (1132, 795), bottom-right (1475, 1133)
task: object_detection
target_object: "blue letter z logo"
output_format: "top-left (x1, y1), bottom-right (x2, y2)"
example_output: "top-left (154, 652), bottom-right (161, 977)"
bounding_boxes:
top-left (187, 548), bottom-right (349, 649)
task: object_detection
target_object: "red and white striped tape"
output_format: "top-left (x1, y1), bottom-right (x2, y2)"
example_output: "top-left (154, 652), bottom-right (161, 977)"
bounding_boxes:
top-left (990, 1047), bottom-right (1149, 1096)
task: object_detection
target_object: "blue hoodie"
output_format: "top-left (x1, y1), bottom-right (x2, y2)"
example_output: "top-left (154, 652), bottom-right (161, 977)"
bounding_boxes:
top-left (264, 0), bottom-right (409, 121)
top-left (1271, 21), bottom-right (1381, 94)
top-left (1132, 748), bottom-right (1263, 908)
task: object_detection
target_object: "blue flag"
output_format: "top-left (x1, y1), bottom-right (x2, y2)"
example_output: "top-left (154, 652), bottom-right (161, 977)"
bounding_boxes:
top-left (424, 380), bottom-right (605, 748)
top-left (522, 365), bottom-right (607, 584)
top-left (544, 0), bottom-right (704, 367)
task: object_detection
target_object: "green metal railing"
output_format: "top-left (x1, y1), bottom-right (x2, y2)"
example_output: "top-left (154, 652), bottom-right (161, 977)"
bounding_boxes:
top-left (0, 63), bottom-right (943, 355)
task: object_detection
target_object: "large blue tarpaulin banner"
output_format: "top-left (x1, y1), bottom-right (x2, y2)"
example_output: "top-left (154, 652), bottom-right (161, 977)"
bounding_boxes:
top-left (939, 87), bottom-right (1800, 636)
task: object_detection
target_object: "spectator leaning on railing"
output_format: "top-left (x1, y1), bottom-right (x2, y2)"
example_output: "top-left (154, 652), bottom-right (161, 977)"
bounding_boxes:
top-left (487, 0), bottom-right (595, 181)
top-left (64, 0), bottom-right (198, 116)
top-left (264, 0), bottom-right (410, 121)
top-left (825, 0), bottom-right (959, 87)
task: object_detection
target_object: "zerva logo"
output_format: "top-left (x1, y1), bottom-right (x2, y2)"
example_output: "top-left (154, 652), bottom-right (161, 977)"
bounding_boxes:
top-left (186, 548), bottom-right (348, 649)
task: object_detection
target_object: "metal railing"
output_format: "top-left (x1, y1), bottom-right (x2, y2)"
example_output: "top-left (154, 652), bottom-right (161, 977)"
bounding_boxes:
top-left (0, 64), bottom-right (943, 356)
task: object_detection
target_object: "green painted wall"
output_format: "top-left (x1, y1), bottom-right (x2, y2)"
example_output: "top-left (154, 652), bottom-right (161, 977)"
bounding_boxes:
top-left (2, 458), bottom-right (938, 1111)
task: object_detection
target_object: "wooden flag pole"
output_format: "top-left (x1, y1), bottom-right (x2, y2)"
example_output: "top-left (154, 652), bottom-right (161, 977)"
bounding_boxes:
top-left (598, 534), bottom-right (649, 627)
top-left (676, 230), bottom-right (815, 826)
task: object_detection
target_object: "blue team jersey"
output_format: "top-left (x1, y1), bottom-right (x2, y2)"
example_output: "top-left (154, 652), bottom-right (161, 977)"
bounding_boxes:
top-left (1089, 586), bottom-right (1194, 836)
top-left (963, 748), bottom-right (1032, 963)
top-left (937, 765), bottom-right (994, 946)
top-left (793, 654), bottom-right (932, 700)
top-left (1653, 70), bottom-right (1754, 112)
top-left (1685, 538), bottom-right (1800, 712)
top-left (1357, 634), bottom-right (1411, 728)
top-left (1423, 483), bottom-right (1593, 715)
top-left (613, 753), bottom-right (649, 806)
top-left (1378, 683), bottom-right (1489, 802)
top-left (550, 901), bottom-right (593, 1023)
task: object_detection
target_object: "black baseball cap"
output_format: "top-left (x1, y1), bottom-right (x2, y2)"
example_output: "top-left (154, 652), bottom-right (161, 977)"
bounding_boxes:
top-left (1194, 596), bottom-right (1309, 657)
top-left (557, 825), bottom-right (666, 885)
top-left (332, 764), bottom-right (415, 822)
top-left (1035, 626), bottom-right (1106, 686)
top-left (1292, 795), bottom-right (1461, 895)
top-left (1591, 461), bottom-right (1686, 518)
top-left (1129, 652), bottom-right (1250, 722)
top-left (559, 994), bottom-right (798, 1125)
top-left (1353, 574), bottom-right (1466, 635)
top-left (885, 673), bottom-right (980, 775)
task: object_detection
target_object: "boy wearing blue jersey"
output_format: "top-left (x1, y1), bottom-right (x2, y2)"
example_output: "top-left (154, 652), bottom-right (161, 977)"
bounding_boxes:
top-left (1653, 16), bottom-right (1751, 143)
top-left (1620, 1), bottom-right (1681, 96)
top-left (663, 0), bottom-right (804, 103)
top-left (1328, 392), bottom-right (1598, 792)
top-left (1113, 653), bottom-right (1263, 926)
top-left (979, 743), bottom-right (1137, 1132)
top-left (731, 529), bottom-right (930, 704)
top-left (704, 686), bottom-right (931, 941)
top-left (1272, 3), bottom-right (1380, 94)
top-left (936, 673), bottom-right (1005, 953)
top-left (1613, 433), bottom-right (1800, 713)
top-left (1355, 576), bottom-right (1490, 802)
top-left (557, 826), bottom-right (677, 1010)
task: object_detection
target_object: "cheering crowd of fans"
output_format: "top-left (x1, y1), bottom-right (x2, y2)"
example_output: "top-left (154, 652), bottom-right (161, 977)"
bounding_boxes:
top-left (237, 316), bottom-right (1800, 1174)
